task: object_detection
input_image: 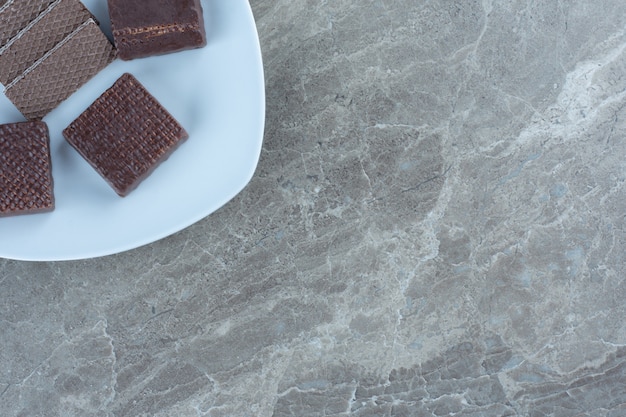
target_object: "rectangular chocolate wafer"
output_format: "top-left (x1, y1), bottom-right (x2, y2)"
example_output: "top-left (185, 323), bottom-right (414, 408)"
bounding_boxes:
top-left (0, 121), bottom-right (54, 216)
top-left (5, 18), bottom-right (116, 120)
top-left (0, 0), bottom-right (57, 48)
top-left (108, 0), bottom-right (206, 60)
top-left (0, 0), bottom-right (94, 85)
top-left (63, 73), bottom-right (189, 196)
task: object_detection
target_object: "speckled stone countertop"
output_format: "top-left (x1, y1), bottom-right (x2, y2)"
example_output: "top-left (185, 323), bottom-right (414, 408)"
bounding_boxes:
top-left (2, 0), bottom-right (626, 416)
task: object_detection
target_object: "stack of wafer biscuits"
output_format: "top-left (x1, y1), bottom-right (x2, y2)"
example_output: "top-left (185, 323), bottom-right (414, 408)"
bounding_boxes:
top-left (1, 0), bottom-right (208, 217)
top-left (0, 0), bottom-right (116, 120)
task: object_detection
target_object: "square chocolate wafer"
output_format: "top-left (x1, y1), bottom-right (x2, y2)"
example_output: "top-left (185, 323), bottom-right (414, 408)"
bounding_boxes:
top-left (0, 0), bottom-right (94, 85)
top-left (63, 73), bottom-right (189, 197)
top-left (108, 0), bottom-right (206, 60)
top-left (0, 121), bottom-right (54, 216)
top-left (4, 18), bottom-right (116, 120)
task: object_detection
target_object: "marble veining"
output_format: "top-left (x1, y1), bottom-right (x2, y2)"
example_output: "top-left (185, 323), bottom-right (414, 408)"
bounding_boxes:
top-left (1, 0), bottom-right (626, 415)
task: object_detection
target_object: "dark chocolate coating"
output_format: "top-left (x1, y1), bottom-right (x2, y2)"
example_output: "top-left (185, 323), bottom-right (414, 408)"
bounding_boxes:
top-left (107, 0), bottom-right (206, 60)
top-left (63, 73), bottom-right (189, 196)
top-left (0, 121), bottom-right (54, 216)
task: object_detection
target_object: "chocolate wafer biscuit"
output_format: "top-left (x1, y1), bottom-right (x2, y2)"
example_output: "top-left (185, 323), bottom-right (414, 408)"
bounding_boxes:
top-left (0, 0), bottom-right (56, 48)
top-left (5, 18), bottom-right (116, 120)
top-left (63, 73), bottom-right (189, 197)
top-left (0, 0), bottom-right (94, 85)
top-left (108, 0), bottom-right (206, 60)
top-left (0, 121), bottom-right (54, 216)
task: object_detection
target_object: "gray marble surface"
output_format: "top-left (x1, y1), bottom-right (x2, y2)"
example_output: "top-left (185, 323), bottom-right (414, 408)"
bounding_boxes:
top-left (2, 0), bottom-right (626, 415)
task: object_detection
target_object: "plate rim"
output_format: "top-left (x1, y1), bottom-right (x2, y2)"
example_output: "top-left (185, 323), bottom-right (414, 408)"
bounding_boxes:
top-left (0, 0), bottom-right (265, 261)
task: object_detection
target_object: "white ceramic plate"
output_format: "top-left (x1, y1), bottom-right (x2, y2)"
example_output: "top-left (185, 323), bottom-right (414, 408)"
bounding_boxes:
top-left (0, 0), bottom-right (265, 261)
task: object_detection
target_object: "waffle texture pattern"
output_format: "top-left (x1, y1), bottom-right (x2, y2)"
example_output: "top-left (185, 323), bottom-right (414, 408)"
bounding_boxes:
top-left (63, 73), bottom-right (189, 196)
top-left (0, 121), bottom-right (54, 216)
top-left (5, 19), bottom-right (116, 120)
top-left (0, 0), bottom-right (56, 48)
top-left (0, 0), bottom-right (93, 84)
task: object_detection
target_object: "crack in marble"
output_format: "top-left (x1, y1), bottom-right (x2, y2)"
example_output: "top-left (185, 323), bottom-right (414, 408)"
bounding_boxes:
top-left (402, 164), bottom-right (452, 193)
top-left (470, 0), bottom-right (493, 65)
